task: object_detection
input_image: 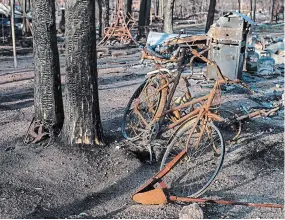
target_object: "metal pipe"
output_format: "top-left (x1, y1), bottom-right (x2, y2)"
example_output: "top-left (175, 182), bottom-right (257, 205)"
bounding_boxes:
top-left (169, 196), bottom-right (284, 209)
top-left (10, 0), bottom-right (17, 68)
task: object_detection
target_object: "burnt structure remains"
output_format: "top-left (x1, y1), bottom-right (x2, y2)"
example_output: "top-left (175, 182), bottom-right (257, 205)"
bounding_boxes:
top-left (206, 12), bottom-right (253, 80)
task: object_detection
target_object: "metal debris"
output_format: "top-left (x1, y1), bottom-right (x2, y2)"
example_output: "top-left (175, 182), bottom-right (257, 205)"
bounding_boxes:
top-left (257, 50), bottom-right (275, 76)
top-left (246, 46), bottom-right (259, 72)
top-left (24, 117), bottom-right (52, 144)
top-left (207, 12), bottom-right (252, 80)
top-left (98, 0), bottom-right (138, 46)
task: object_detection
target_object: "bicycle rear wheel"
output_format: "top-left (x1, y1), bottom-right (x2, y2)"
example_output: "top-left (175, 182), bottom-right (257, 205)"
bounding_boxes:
top-left (160, 119), bottom-right (225, 198)
top-left (122, 76), bottom-right (168, 141)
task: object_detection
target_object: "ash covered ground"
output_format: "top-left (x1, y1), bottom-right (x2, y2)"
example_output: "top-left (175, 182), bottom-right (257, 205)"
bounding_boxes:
top-left (0, 42), bottom-right (284, 218)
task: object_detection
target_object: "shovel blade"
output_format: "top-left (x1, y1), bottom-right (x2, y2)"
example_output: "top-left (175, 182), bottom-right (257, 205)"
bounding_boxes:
top-left (133, 188), bottom-right (168, 205)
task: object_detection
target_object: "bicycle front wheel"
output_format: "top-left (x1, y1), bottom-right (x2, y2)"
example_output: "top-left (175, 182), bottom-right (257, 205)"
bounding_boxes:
top-left (160, 119), bottom-right (225, 198)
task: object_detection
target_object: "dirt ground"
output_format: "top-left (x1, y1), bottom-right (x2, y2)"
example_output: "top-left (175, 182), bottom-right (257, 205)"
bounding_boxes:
top-left (0, 43), bottom-right (284, 219)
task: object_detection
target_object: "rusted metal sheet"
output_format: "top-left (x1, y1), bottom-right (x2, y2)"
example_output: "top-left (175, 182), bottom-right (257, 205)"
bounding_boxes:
top-left (164, 35), bottom-right (207, 46)
top-left (133, 188), bottom-right (167, 205)
top-left (146, 31), bottom-right (189, 46)
top-left (142, 32), bottom-right (207, 64)
top-left (208, 27), bottom-right (244, 43)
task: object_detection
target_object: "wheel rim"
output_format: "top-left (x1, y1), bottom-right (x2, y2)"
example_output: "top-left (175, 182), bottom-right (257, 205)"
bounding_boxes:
top-left (161, 121), bottom-right (224, 198)
top-left (122, 77), bottom-right (162, 140)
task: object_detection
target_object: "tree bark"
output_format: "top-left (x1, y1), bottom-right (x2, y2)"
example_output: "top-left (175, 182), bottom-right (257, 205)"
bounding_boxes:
top-left (205, 0), bottom-right (216, 33)
top-left (64, 0), bottom-right (104, 146)
top-left (163, 0), bottom-right (175, 33)
top-left (31, 0), bottom-right (64, 130)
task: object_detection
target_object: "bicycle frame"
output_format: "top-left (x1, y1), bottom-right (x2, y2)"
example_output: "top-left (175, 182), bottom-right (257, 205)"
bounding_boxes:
top-left (132, 45), bottom-right (250, 147)
top-left (152, 49), bottom-right (225, 133)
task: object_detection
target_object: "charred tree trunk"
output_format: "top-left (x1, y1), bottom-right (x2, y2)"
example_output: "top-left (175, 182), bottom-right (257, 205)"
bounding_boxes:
top-left (270, 0), bottom-right (275, 23)
top-left (138, 0), bottom-right (146, 30)
top-left (126, 0), bottom-right (132, 16)
top-left (253, 0), bottom-right (256, 22)
top-left (101, 0), bottom-right (110, 31)
top-left (138, 0), bottom-right (151, 36)
top-left (146, 0), bottom-right (151, 25)
top-left (163, 0), bottom-right (175, 33)
top-left (22, 0), bottom-right (27, 35)
top-left (237, 0), bottom-right (241, 12)
top-left (126, 0), bottom-right (132, 24)
top-left (138, 0), bottom-right (151, 26)
top-left (102, 0), bottom-right (110, 29)
top-left (205, 0), bottom-right (216, 33)
top-left (31, 0), bottom-right (64, 130)
top-left (63, 0), bottom-right (104, 146)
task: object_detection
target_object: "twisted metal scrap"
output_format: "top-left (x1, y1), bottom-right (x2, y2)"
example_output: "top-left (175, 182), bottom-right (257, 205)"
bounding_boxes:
top-left (98, 0), bottom-right (138, 46)
top-left (24, 117), bottom-right (52, 144)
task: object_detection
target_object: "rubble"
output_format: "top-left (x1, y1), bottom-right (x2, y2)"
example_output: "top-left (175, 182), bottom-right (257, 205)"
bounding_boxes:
top-left (246, 35), bottom-right (284, 76)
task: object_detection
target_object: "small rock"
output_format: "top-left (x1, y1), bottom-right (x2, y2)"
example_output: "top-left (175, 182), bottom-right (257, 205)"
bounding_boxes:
top-left (179, 203), bottom-right (204, 219)
top-left (276, 84), bottom-right (281, 88)
top-left (115, 145), bottom-right (121, 149)
top-left (78, 212), bottom-right (88, 218)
